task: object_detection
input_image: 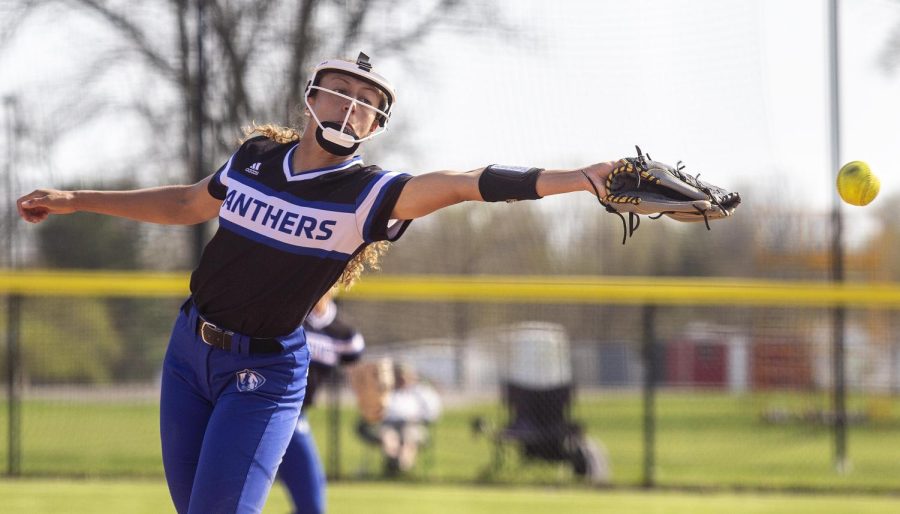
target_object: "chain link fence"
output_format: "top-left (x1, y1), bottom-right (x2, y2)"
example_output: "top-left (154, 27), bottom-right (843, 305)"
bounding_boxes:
top-left (2, 275), bottom-right (899, 491)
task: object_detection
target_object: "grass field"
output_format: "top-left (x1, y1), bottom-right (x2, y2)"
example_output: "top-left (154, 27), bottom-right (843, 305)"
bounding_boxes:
top-left (1, 391), bottom-right (898, 491)
top-left (1, 478), bottom-right (899, 514)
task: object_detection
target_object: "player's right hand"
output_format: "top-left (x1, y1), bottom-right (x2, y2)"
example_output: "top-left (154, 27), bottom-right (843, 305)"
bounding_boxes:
top-left (17, 189), bottom-right (76, 223)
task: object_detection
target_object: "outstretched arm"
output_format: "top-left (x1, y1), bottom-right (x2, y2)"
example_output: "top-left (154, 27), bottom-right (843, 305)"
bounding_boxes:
top-left (17, 175), bottom-right (222, 225)
top-left (390, 161), bottom-right (616, 220)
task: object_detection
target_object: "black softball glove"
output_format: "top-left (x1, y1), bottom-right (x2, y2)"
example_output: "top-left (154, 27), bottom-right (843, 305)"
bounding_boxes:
top-left (585, 146), bottom-right (741, 244)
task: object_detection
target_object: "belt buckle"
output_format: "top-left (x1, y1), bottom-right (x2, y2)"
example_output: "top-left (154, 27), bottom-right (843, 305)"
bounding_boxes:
top-left (200, 321), bottom-right (233, 351)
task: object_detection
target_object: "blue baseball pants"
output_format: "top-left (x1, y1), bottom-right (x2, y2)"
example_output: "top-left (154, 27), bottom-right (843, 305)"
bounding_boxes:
top-left (160, 301), bottom-right (310, 514)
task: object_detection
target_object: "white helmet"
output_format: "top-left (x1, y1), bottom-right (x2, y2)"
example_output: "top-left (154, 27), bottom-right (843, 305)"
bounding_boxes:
top-left (304, 52), bottom-right (397, 152)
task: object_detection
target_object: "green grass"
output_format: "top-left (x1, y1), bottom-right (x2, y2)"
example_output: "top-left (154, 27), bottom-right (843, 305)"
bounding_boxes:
top-left (14, 400), bottom-right (162, 476)
top-left (1, 391), bottom-right (899, 491)
top-left (570, 392), bottom-right (900, 490)
top-left (1, 479), bottom-right (899, 514)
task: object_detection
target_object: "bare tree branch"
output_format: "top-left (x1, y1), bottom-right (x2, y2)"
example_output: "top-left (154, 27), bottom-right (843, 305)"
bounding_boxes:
top-left (206, 0), bottom-right (268, 127)
top-left (3, 0), bottom-right (519, 266)
top-left (171, 0), bottom-right (195, 192)
top-left (0, 0), bottom-right (512, 183)
top-left (284, 0), bottom-right (321, 123)
top-left (371, 0), bottom-right (507, 56)
top-left (66, 0), bottom-right (179, 80)
top-left (0, 0), bottom-right (44, 48)
top-left (338, 0), bottom-right (373, 55)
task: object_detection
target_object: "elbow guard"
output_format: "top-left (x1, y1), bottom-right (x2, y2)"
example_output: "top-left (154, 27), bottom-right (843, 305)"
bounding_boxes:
top-left (478, 165), bottom-right (544, 202)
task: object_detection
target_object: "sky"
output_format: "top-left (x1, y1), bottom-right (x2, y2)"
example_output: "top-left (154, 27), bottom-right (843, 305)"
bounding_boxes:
top-left (2, 0), bottom-right (900, 231)
top-left (380, 0), bottom-right (900, 247)
top-left (386, 0), bottom-right (900, 210)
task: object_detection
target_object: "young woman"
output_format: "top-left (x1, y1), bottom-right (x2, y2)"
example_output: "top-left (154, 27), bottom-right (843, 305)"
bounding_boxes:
top-left (17, 52), bottom-right (618, 514)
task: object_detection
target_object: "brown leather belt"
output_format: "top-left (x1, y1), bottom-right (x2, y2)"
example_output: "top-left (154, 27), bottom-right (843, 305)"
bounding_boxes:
top-left (182, 302), bottom-right (283, 354)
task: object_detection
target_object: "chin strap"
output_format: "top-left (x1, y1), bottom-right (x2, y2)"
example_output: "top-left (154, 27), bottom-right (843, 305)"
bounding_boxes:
top-left (315, 122), bottom-right (359, 156)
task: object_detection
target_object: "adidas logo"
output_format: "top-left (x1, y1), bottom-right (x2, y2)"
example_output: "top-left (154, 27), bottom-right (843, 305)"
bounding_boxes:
top-left (244, 162), bottom-right (261, 175)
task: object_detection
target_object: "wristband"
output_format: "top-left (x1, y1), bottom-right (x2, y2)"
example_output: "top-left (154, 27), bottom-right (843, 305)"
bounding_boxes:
top-left (478, 165), bottom-right (544, 202)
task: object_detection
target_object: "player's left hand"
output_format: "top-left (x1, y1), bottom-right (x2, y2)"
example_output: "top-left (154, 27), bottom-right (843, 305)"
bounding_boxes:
top-left (578, 160), bottom-right (620, 202)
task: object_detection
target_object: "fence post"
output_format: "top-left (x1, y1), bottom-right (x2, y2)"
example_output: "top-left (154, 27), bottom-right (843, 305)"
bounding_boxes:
top-left (6, 293), bottom-right (22, 476)
top-left (826, 0), bottom-right (849, 476)
top-left (832, 306), bottom-right (848, 473)
top-left (641, 304), bottom-right (656, 487)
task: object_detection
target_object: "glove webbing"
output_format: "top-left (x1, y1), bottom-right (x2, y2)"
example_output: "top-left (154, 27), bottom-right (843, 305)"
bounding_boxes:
top-left (658, 157), bottom-right (727, 230)
top-left (618, 146), bottom-right (718, 232)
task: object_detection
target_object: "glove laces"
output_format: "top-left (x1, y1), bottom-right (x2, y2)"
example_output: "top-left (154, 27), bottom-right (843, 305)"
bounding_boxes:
top-left (581, 168), bottom-right (640, 245)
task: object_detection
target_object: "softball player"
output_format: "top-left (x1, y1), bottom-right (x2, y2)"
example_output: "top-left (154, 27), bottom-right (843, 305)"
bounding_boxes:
top-left (278, 290), bottom-right (364, 514)
top-left (17, 51), bottom-right (620, 513)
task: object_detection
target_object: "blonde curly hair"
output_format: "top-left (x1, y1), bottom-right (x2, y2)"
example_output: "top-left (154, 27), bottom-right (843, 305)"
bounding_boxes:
top-left (241, 121), bottom-right (390, 290)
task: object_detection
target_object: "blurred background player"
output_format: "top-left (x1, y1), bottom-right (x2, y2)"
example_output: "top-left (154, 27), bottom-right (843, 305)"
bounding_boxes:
top-left (278, 290), bottom-right (364, 514)
top-left (378, 362), bottom-right (442, 475)
top-left (351, 360), bottom-right (442, 476)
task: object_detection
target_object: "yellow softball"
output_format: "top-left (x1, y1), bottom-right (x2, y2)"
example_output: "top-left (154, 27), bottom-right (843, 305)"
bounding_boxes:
top-left (837, 161), bottom-right (879, 206)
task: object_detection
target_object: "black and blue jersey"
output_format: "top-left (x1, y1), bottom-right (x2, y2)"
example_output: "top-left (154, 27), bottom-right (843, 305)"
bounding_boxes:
top-left (189, 136), bottom-right (412, 337)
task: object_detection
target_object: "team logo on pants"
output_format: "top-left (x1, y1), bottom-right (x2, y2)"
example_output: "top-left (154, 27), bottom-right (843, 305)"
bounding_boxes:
top-left (236, 369), bottom-right (266, 392)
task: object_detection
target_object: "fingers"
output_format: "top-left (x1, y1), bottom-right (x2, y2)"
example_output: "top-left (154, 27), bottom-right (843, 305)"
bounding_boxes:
top-left (17, 190), bottom-right (56, 223)
top-left (22, 207), bottom-right (50, 224)
top-left (579, 167), bottom-right (606, 203)
top-left (19, 201), bottom-right (50, 223)
top-left (17, 192), bottom-right (40, 222)
top-left (592, 161), bottom-right (620, 197)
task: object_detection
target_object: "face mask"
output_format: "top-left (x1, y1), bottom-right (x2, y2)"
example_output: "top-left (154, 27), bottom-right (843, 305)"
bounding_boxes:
top-left (314, 121), bottom-right (360, 156)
